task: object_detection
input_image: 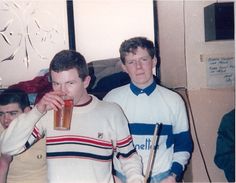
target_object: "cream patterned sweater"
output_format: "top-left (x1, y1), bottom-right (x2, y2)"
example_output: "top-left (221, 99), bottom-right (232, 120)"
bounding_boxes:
top-left (1, 95), bottom-right (143, 183)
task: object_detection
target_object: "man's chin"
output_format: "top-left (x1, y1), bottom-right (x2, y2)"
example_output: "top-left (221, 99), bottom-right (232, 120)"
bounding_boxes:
top-left (4, 124), bottom-right (9, 129)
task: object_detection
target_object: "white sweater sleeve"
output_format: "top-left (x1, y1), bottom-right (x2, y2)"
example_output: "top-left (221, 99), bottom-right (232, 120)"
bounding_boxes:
top-left (120, 153), bottom-right (144, 183)
top-left (111, 104), bottom-right (144, 183)
top-left (0, 107), bottom-right (44, 155)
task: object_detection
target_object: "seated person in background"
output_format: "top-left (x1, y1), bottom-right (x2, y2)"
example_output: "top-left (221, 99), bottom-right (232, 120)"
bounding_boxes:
top-left (0, 88), bottom-right (47, 183)
top-left (91, 71), bottom-right (130, 99)
top-left (0, 50), bottom-right (144, 183)
top-left (104, 36), bottom-right (193, 183)
top-left (214, 109), bottom-right (235, 182)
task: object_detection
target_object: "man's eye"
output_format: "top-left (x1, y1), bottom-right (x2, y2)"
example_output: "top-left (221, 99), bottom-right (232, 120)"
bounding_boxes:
top-left (127, 60), bottom-right (134, 64)
top-left (9, 112), bottom-right (18, 116)
top-left (66, 81), bottom-right (75, 85)
top-left (0, 113), bottom-right (3, 117)
top-left (52, 83), bottom-right (60, 87)
top-left (141, 58), bottom-right (150, 63)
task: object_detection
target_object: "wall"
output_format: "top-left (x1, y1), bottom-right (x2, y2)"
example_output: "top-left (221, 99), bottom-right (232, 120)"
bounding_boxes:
top-left (0, 0), bottom-right (154, 86)
top-left (157, 1), bottom-right (187, 89)
top-left (0, 0), bottom-right (69, 86)
top-left (157, 0), bottom-right (235, 182)
top-left (73, 0), bottom-right (154, 62)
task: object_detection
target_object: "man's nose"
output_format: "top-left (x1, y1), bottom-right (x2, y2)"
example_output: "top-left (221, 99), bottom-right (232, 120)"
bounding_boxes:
top-left (3, 113), bottom-right (11, 123)
top-left (136, 60), bottom-right (142, 68)
top-left (60, 84), bottom-right (68, 93)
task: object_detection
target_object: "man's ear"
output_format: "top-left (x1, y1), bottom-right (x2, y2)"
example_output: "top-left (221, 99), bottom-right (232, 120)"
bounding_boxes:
top-left (152, 56), bottom-right (157, 69)
top-left (24, 106), bottom-right (31, 113)
top-left (121, 63), bottom-right (128, 73)
top-left (83, 75), bottom-right (91, 89)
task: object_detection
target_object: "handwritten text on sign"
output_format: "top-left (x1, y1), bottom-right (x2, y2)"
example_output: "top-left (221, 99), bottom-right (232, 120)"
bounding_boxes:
top-left (207, 56), bottom-right (235, 88)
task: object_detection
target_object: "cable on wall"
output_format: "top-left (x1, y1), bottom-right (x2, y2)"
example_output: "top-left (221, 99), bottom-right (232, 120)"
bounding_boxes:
top-left (182, 1), bottom-right (212, 182)
top-left (185, 90), bottom-right (212, 183)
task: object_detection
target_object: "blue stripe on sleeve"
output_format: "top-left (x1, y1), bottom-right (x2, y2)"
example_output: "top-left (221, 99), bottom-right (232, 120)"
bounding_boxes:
top-left (174, 131), bottom-right (193, 153)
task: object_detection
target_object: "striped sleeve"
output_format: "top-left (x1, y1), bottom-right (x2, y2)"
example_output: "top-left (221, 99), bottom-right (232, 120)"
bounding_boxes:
top-left (111, 104), bottom-right (144, 183)
top-left (0, 107), bottom-right (44, 155)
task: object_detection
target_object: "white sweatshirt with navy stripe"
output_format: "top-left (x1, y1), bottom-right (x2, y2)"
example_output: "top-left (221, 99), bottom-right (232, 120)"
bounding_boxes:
top-left (104, 82), bottom-right (193, 179)
top-left (0, 95), bottom-right (143, 183)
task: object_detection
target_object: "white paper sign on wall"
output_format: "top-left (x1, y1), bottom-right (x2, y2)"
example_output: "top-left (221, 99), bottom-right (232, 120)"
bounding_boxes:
top-left (205, 53), bottom-right (235, 88)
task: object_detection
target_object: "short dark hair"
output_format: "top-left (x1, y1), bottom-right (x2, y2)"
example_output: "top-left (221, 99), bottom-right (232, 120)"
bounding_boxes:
top-left (0, 88), bottom-right (30, 111)
top-left (49, 50), bottom-right (89, 81)
top-left (119, 37), bottom-right (155, 64)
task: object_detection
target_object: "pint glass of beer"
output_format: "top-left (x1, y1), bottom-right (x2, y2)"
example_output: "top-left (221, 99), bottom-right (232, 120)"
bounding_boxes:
top-left (54, 96), bottom-right (73, 130)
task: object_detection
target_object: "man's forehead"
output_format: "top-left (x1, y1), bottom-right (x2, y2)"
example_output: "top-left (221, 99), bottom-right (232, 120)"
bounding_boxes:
top-left (126, 47), bottom-right (149, 56)
top-left (0, 103), bottom-right (21, 112)
top-left (51, 69), bottom-right (80, 82)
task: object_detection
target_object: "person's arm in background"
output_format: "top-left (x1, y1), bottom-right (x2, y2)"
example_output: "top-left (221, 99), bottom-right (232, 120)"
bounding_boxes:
top-left (214, 109), bottom-right (235, 182)
top-left (0, 154), bottom-right (12, 183)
